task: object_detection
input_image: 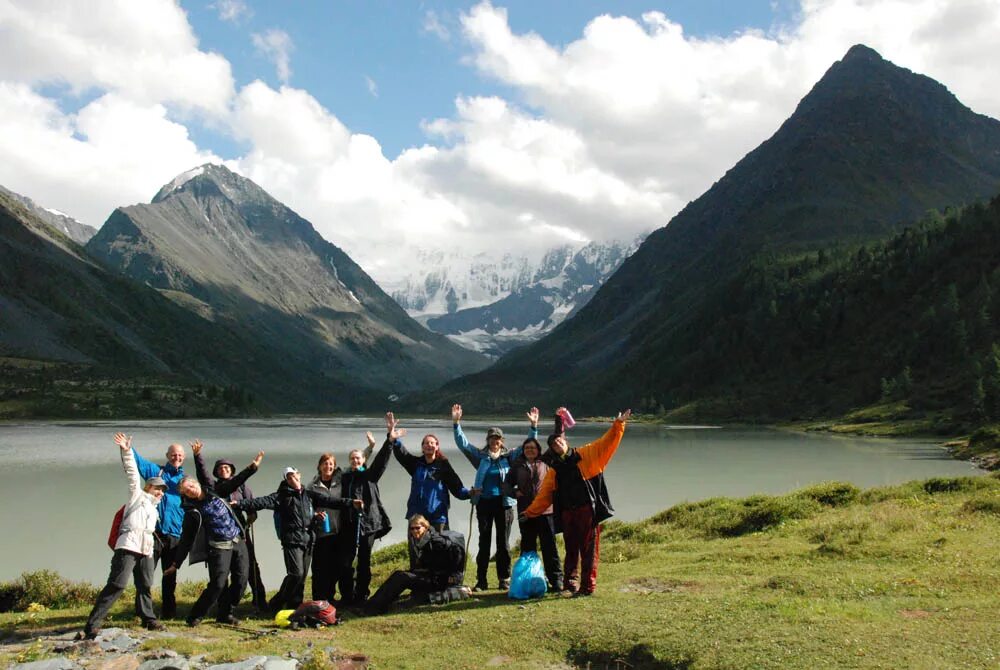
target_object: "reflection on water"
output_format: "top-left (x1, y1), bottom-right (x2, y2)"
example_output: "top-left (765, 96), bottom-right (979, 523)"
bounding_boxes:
top-left (0, 418), bottom-right (978, 585)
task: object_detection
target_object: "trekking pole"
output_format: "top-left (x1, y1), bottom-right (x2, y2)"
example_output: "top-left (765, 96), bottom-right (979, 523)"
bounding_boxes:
top-left (464, 502), bottom-right (474, 584)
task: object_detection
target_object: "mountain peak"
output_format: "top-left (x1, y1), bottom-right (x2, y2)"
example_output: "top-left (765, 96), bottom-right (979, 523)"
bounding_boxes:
top-left (151, 163), bottom-right (260, 204)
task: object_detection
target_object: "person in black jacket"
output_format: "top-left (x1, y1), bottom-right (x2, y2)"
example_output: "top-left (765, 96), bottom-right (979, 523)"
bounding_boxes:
top-left (364, 514), bottom-right (469, 615)
top-left (237, 466), bottom-right (359, 613)
top-left (308, 433), bottom-right (374, 603)
top-left (164, 449), bottom-right (264, 626)
top-left (339, 420), bottom-right (394, 606)
top-left (190, 440), bottom-right (267, 612)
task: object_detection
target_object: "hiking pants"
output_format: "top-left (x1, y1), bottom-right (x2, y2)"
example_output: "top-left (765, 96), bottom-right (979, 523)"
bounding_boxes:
top-left (519, 513), bottom-right (563, 590)
top-left (311, 534), bottom-right (342, 602)
top-left (561, 505), bottom-right (600, 594)
top-left (270, 544), bottom-right (311, 612)
top-left (475, 497), bottom-right (513, 586)
top-left (339, 533), bottom-right (376, 603)
top-left (87, 549), bottom-right (156, 633)
top-left (364, 569), bottom-right (439, 615)
top-left (188, 539), bottom-right (249, 622)
top-left (152, 533), bottom-right (181, 618)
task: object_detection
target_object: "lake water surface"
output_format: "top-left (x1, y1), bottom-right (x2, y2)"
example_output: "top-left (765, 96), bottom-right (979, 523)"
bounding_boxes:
top-left (0, 417), bottom-right (978, 586)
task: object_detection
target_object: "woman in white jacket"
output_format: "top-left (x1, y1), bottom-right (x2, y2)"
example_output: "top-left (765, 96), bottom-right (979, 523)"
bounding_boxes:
top-left (83, 432), bottom-right (168, 639)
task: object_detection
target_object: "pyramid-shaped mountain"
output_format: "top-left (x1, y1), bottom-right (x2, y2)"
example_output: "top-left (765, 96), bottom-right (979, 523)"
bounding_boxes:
top-left (436, 45), bottom-right (1000, 413)
top-left (86, 165), bottom-right (485, 401)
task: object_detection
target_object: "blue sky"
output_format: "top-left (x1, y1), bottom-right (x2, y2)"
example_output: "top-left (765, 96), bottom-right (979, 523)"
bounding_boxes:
top-left (2, 0), bottom-right (999, 288)
top-left (181, 1), bottom-right (798, 158)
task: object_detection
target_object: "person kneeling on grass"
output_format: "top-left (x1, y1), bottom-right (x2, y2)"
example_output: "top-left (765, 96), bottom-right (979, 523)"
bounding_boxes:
top-left (82, 432), bottom-right (168, 639)
top-left (364, 514), bottom-right (470, 615)
top-left (163, 449), bottom-right (264, 627)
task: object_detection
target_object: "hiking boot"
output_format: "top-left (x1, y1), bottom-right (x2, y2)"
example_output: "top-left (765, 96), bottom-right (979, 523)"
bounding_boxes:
top-left (498, 579), bottom-right (511, 591)
top-left (573, 590), bottom-right (594, 598)
top-left (216, 615), bottom-right (241, 626)
top-left (472, 582), bottom-right (488, 592)
top-left (78, 627), bottom-right (100, 640)
top-left (559, 588), bottom-right (576, 598)
top-left (185, 617), bottom-right (203, 627)
top-left (143, 620), bottom-right (166, 631)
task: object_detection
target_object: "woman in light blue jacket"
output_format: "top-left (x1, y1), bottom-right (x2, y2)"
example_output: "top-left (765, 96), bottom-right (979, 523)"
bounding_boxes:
top-left (451, 404), bottom-right (536, 591)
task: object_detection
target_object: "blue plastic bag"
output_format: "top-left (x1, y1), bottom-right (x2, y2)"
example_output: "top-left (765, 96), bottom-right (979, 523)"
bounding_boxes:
top-left (508, 551), bottom-right (547, 600)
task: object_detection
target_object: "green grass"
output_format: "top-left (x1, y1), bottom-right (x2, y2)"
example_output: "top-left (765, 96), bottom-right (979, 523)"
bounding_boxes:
top-left (5, 476), bottom-right (1000, 668)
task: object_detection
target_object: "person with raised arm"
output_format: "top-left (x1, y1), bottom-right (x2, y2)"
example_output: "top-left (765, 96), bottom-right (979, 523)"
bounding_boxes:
top-left (451, 403), bottom-right (527, 591)
top-left (521, 408), bottom-right (631, 597)
top-left (130, 439), bottom-right (187, 618)
top-left (338, 421), bottom-right (394, 607)
top-left (190, 439), bottom-right (267, 612)
top-left (235, 463), bottom-right (360, 613)
top-left (504, 407), bottom-right (563, 592)
top-left (390, 411), bottom-right (470, 531)
top-left (308, 433), bottom-right (375, 604)
top-left (164, 449), bottom-right (264, 626)
top-left (81, 433), bottom-right (168, 639)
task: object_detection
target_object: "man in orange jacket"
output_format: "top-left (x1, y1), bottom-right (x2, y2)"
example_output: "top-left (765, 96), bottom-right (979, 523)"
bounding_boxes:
top-left (521, 408), bottom-right (630, 596)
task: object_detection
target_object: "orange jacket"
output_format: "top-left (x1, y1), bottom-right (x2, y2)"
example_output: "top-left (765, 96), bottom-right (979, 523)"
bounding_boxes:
top-left (523, 418), bottom-right (626, 518)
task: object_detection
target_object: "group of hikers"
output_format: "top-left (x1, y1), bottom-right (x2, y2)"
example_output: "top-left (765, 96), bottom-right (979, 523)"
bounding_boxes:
top-left (82, 405), bottom-right (631, 638)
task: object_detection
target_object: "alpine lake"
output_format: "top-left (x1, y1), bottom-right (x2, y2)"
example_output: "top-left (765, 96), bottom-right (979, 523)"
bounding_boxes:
top-left (0, 417), bottom-right (978, 586)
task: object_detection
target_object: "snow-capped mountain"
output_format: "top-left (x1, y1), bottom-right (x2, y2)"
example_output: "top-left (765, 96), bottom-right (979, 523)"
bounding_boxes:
top-left (389, 236), bottom-right (646, 357)
top-left (0, 185), bottom-right (97, 245)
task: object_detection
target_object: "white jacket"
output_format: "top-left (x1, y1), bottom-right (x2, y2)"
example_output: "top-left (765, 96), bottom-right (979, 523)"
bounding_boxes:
top-left (114, 447), bottom-right (160, 556)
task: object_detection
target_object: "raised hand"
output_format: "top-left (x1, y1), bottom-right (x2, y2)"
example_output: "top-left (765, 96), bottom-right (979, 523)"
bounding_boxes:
top-left (114, 432), bottom-right (132, 451)
top-left (366, 431), bottom-right (376, 449)
top-left (451, 404), bottom-right (463, 423)
top-left (190, 439), bottom-right (203, 457)
top-left (616, 409), bottom-right (632, 423)
top-left (385, 413), bottom-right (406, 441)
top-left (251, 450), bottom-right (264, 468)
top-left (526, 407), bottom-right (540, 427)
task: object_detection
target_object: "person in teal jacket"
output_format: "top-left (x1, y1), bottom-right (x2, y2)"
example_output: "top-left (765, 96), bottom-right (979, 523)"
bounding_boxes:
top-left (452, 404), bottom-right (536, 591)
top-left (132, 441), bottom-right (187, 619)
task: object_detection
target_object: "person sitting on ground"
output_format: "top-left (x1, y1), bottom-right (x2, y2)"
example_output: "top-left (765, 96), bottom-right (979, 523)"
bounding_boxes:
top-left (452, 403), bottom-right (527, 591)
top-left (309, 433), bottom-right (375, 604)
top-left (130, 439), bottom-right (187, 619)
top-left (82, 432), bottom-right (168, 639)
top-left (521, 408), bottom-right (631, 597)
top-left (236, 465), bottom-right (360, 613)
top-left (364, 514), bottom-right (470, 615)
top-left (191, 439), bottom-right (267, 612)
top-left (164, 449), bottom-right (264, 626)
top-left (504, 407), bottom-right (563, 592)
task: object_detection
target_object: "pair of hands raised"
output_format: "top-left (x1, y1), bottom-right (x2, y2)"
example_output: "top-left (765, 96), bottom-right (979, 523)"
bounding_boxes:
top-left (191, 440), bottom-right (264, 468)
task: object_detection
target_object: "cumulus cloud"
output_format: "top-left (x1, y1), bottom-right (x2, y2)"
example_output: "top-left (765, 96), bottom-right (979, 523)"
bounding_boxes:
top-left (0, 83), bottom-right (220, 227)
top-left (3, 0), bottom-right (1000, 290)
top-left (0, 0), bottom-right (234, 115)
top-left (252, 29), bottom-right (294, 84)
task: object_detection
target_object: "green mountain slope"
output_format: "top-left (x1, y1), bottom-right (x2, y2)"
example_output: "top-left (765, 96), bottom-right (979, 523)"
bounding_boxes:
top-left (432, 45), bottom-right (1000, 416)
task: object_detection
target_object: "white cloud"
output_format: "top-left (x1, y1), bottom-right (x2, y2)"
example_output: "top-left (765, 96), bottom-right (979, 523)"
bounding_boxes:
top-left (365, 75), bottom-right (378, 98)
top-left (252, 29), bottom-right (293, 85)
top-left (211, 0), bottom-right (251, 24)
top-left (0, 0), bottom-right (234, 115)
top-left (0, 83), bottom-right (220, 227)
top-left (422, 10), bottom-right (450, 41)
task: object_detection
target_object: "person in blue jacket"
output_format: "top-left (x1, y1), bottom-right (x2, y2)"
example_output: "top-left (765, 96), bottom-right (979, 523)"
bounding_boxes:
top-left (132, 440), bottom-right (187, 619)
top-left (389, 411), bottom-right (471, 532)
top-left (451, 404), bottom-right (535, 591)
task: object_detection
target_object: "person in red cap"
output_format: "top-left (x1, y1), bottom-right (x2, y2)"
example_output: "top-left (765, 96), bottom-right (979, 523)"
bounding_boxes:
top-left (520, 408), bottom-right (631, 596)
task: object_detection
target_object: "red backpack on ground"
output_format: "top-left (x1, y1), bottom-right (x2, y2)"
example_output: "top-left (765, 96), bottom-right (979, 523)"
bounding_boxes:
top-left (289, 600), bottom-right (338, 628)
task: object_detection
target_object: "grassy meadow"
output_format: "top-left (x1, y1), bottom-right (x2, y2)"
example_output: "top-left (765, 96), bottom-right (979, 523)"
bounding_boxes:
top-left (3, 476), bottom-right (1000, 669)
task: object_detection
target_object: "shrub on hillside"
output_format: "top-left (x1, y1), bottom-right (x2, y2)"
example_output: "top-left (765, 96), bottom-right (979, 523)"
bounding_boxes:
top-left (922, 476), bottom-right (991, 494)
top-left (961, 496), bottom-right (1000, 515)
top-left (0, 570), bottom-right (97, 612)
top-left (654, 494), bottom-right (821, 537)
top-left (795, 481), bottom-right (859, 507)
